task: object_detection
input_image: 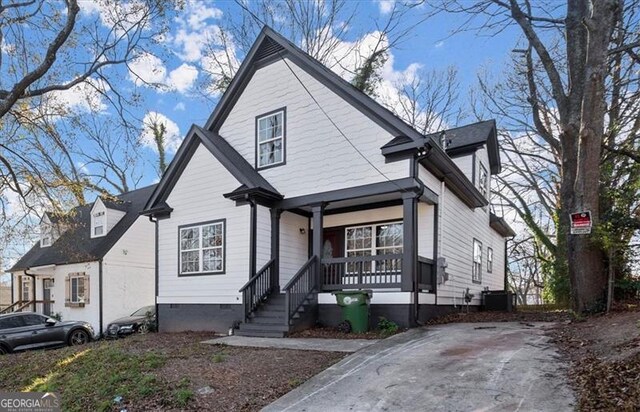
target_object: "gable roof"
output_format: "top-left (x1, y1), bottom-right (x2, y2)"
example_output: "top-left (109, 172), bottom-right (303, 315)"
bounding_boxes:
top-left (146, 26), bottom-right (491, 212)
top-left (8, 185), bottom-right (157, 272)
top-left (490, 212), bottom-right (516, 238)
top-left (142, 125), bottom-right (282, 213)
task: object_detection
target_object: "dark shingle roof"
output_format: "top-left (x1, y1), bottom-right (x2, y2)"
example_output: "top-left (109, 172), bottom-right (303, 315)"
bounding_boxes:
top-left (431, 120), bottom-right (496, 151)
top-left (8, 185), bottom-right (157, 272)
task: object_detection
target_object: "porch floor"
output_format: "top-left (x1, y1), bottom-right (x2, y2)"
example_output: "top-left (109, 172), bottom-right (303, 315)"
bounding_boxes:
top-left (204, 336), bottom-right (378, 353)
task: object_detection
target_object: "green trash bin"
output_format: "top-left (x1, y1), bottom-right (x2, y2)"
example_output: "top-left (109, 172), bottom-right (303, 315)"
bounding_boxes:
top-left (333, 290), bottom-right (372, 333)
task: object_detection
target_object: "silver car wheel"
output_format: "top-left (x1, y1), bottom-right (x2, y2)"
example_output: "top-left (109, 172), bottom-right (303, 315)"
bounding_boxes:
top-left (70, 330), bottom-right (89, 346)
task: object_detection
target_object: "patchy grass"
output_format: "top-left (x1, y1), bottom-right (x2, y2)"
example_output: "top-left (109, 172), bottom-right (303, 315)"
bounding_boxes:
top-left (0, 332), bottom-right (345, 411)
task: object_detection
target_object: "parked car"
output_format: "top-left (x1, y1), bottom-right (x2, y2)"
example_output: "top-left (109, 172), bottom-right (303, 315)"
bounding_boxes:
top-left (105, 305), bottom-right (156, 338)
top-left (0, 312), bottom-right (94, 355)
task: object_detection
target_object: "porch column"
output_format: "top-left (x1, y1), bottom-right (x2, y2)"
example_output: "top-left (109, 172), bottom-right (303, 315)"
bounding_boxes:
top-left (270, 208), bottom-right (282, 291)
top-left (311, 203), bottom-right (326, 289)
top-left (402, 192), bottom-right (418, 292)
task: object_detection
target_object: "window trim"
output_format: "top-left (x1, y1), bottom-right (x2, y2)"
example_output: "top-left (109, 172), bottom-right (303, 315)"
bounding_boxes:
top-left (478, 162), bottom-right (488, 199)
top-left (344, 221), bottom-right (403, 273)
top-left (472, 238), bottom-right (482, 284)
top-left (255, 107), bottom-right (286, 170)
top-left (69, 275), bottom-right (86, 304)
top-left (92, 210), bottom-right (106, 238)
top-left (487, 247), bottom-right (493, 273)
top-left (21, 277), bottom-right (31, 302)
top-left (177, 219), bottom-right (226, 277)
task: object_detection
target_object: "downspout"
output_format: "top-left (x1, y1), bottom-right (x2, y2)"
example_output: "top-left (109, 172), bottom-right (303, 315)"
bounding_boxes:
top-left (24, 270), bottom-right (37, 311)
top-left (149, 216), bottom-right (159, 331)
top-left (411, 153), bottom-right (426, 326)
top-left (248, 196), bottom-right (257, 278)
top-left (99, 259), bottom-right (104, 337)
top-left (10, 273), bottom-right (14, 305)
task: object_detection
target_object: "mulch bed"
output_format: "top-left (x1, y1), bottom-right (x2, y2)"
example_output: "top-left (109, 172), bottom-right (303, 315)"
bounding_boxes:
top-left (548, 305), bottom-right (640, 411)
top-left (288, 326), bottom-right (400, 340)
top-left (424, 309), bottom-right (572, 325)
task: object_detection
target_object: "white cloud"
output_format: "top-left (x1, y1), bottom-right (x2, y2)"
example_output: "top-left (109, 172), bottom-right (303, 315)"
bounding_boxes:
top-left (128, 52), bottom-right (198, 93)
top-left (174, 102), bottom-right (186, 111)
top-left (167, 63), bottom-right (199, 93)
top-left (44, 78), bottom-right (110, 115)
top-left (81, 0), bottom-right (152, 33)
top-left (140, 112), bottom-right (183, 154)
top-left (434, 41), bottom-right (445, 48)
top-left (376, 0), bottom-right (395, 14)
top-left (171, 1), bottom-right (224, 63)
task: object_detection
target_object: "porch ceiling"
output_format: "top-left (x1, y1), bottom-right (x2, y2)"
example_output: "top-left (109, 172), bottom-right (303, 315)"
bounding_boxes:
top-left (300, 192), bottom-right (402, 215)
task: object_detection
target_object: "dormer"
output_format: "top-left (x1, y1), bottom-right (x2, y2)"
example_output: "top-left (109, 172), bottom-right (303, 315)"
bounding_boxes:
top-left (90, 197), bottom-right (127, 238)
top-left (40, 214), bottom-right (54, 248)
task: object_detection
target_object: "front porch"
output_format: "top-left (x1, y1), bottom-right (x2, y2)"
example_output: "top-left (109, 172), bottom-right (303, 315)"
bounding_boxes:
top-left (236, 178), bottom-right (439, 336)
top-left (2, 271), bottom-right (55, 316)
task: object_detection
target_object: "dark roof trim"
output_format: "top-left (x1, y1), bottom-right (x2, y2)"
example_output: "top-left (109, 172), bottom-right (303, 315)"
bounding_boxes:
top-left (490, 213), bottom-right (516, 238)
top-left (204, 26), bottom-right (427, 143)
top-left (223, 185), bottom-right (284, 207)
top-left (139, 202), bottom-right (173, 218)
top-left (143, 125), bottom-right (282, 215)
top-left (275, 178), bottom-right (424, 210)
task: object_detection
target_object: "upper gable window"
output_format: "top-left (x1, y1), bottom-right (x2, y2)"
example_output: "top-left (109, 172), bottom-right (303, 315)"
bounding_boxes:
top-left (93, 211), bottom-right (105, 237)
top-left (479, 163), bottom-right (488, 199)
top-left (256, 109), bottom-right (285, 169)
top-left (40, 217), bottom-right (52, 248)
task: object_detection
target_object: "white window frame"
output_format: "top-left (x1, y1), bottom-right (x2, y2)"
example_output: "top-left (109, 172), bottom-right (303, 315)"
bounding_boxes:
top-left (487, 247), bottom-right (494, 273)
top-left (344, 221), bottom-right (403, 273)
top-left (21, 278), bottom-right (31, 302)
top-left (92, 211), bottom-right (106, 238)
top-left (70, 275), bottom-right (86, 304)
top-left (472, 238), bottom-right (482, 283)
top-left (179, 220), bottom-right (225, 275)
top-left (479, 162), bottom-right (488, 199)
top-left (256, 109), bottom-right (285, 169)
top-left (40, 219), bottom-right (52, 248)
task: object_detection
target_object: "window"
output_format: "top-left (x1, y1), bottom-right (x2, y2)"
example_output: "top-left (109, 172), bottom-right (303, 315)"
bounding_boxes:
top-left (41, 222), bottom-right (52, 247)
top-left (256, 109), bottom-right (285, 169)
top-left (65, 272), bottom-right (89, 306)
top-left (179, 220), bottom-right (225, 275)
top-left (93, 211), bottom-right (105, 237)
top-left (479, 163), bottom-right (488, 198)
top-left (22, 314), bottom-right (47, 326)
top-left (487, 247), bottom-right (494, 273)
top-left (0, 316), bottom-right (24, 330)
top-left (21, 278), bottom-right (31, 302)
top-left (345, 222), bottom-right (402, 273)
top-left (472, 239), bottom-right (482, 283)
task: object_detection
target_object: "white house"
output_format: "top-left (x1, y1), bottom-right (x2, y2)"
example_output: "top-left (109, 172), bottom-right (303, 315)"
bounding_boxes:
top-left (5, 185), bottom-right (157, 335)
top-left (142, 27), bottom-right (515, 337)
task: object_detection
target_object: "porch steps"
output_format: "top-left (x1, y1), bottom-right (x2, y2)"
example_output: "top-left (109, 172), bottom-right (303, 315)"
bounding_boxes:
top-left (235, 293), bottom-right (314, 338)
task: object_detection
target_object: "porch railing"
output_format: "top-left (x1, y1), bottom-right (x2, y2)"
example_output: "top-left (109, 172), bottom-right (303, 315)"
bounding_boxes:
top-left (418, 256), bottom-right (436, 292)
top-left (321, 254), bottom-right (402, 291)
top-left (284, 255), bottom-right (318, 326)
top-left (239, 259), bottom-right (276, 321)
top-left (0, 300), bottom-right (55, 315)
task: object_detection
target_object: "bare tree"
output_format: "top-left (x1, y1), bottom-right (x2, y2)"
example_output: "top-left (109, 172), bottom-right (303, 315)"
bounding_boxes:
top-left (443, 0), bottom-right (640, 311)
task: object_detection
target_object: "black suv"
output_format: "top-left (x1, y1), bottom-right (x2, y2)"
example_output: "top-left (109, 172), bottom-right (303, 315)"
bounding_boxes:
top-left (0, 312), bottom-right (95, 354)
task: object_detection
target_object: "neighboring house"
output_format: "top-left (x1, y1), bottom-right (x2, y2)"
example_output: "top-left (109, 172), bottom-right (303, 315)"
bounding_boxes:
top-left (142, 26), bottom-right (515, 337)
top-left (5, 185), bottom-right (157, 334)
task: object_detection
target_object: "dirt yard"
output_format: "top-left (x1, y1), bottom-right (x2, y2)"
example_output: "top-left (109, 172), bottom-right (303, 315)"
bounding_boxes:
top-left (549, 305), bottom-right (640, 411)
top-left (0, 332), bottom-right (345, 412)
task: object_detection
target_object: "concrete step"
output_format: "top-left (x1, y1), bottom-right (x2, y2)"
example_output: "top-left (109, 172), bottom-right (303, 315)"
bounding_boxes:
top-left (239, 322), bottom-right (289, 332)
top-left (235, 329), bottom-right (286, 338)
top-left (250, 316), bottom-right (286, 325)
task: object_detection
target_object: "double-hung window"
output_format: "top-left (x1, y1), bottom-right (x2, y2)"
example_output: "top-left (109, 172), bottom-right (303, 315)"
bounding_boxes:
top-left (71, 276), bottom-right (85, 303)
top-left (256, 109), bottom-right (285, 169)
top-left (93, 211), bottom-right (105, 237)
top-left (479, 163), bottom-right (488, 199)
top-left (345, 222), bottom-right (403, 275)
top-left (65, 272), bottom-right (89, 306)
top-left (179, 220), bottom-right (225, 275)
top-left (487, 247), bottom-right (493, 273)
top-left (472, 239), bottom-right (482, 283)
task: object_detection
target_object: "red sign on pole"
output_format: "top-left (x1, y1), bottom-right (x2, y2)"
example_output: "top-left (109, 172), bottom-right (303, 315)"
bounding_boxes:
top-left (570, 211), bottom-right (592, 235)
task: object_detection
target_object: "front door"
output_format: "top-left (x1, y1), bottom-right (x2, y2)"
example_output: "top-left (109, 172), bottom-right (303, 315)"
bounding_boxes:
top-left (43, 279), bottom-right (54, 316)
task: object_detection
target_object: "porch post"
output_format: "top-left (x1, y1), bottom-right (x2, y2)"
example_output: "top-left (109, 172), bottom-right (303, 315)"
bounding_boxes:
top-left (270, 208), bottom-right (282, 291)
top-left (402, 192), bottom-right (418, 292)
top-left (311, 203), bottom-right (326, 289)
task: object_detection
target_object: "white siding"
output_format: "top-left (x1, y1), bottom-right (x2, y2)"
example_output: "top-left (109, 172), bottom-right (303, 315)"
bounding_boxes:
top-left (422, 160), bottom-right (505, 305)
top-left (102, 216), bottom-right (155, 329)
top-left (417, 166), bottom-right (442, 195)
top-left (256, 205), bottom-right (271, 271)
top-left (106, 209), bottom-right (126, 233)
top-left (452, 154), bottom-right (474, 184)
top-left (218, 57), bottom-right (410, 198)
top-left (418, 202), bottom-right (435, 260)
top-left (279, 212), bottom-right (309, 289)
top-left (157, 143), bottom-right (250, 305)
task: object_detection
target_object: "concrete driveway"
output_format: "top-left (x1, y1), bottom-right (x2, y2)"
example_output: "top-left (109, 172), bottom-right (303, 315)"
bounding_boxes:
top-left (263, 322), bottom-right (575, 412)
